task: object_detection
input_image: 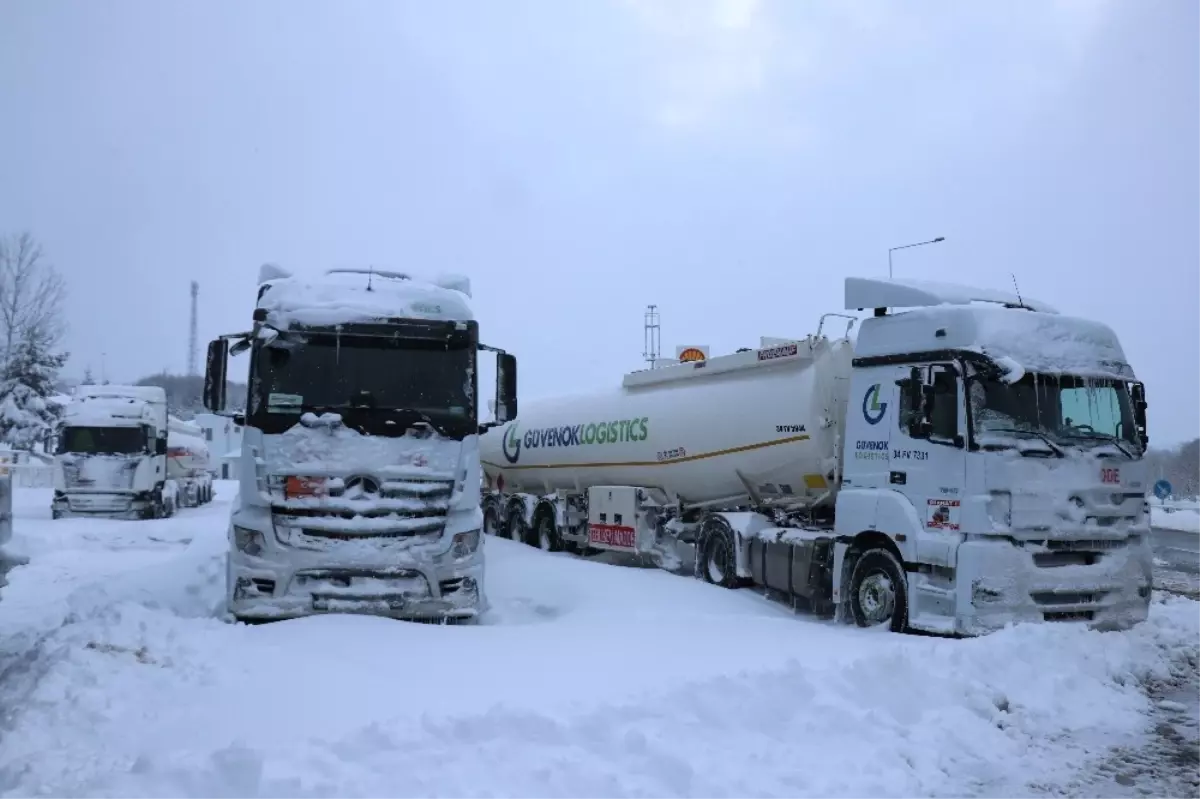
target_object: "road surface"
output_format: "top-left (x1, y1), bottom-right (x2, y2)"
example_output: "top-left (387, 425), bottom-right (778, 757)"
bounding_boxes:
top-left (1152, 524), bottom-right (1199, 603)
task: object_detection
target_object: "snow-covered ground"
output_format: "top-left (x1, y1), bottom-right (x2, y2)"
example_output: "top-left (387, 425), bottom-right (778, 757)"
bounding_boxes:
top-left (0, 483), bottom-right (1197, 798)
top-left (1152, 504), bottom-right (1200, 534)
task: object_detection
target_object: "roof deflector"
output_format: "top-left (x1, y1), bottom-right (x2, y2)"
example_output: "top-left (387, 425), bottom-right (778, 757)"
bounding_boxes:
top-left (843, 277), bottom-right (1057, 314)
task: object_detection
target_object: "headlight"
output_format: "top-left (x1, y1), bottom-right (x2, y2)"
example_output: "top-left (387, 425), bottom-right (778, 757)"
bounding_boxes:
top-left (449, 529), bottom-right (481, 561)
top-left (233, 525), bottom-right (265, 556)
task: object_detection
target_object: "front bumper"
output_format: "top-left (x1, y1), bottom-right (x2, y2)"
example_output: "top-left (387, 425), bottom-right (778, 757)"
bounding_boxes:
top-left (226, 519), bottom-right (486, 623)
top-left (950, 534), bottom-right (1153, 636)
top-left (52, 492), bottom-right (154, 520)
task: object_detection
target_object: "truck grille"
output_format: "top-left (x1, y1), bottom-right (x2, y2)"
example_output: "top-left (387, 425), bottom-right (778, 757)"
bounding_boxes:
top-left (61, 457), bottom-right (138, 491)
top-left (273, 476), bottom-right (456, 539)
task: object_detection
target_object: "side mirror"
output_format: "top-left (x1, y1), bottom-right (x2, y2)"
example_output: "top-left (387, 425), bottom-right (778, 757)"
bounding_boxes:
top-left (204, 339), bottom-right (229, 413)
top-left (495, 353), bottom-right (518, 424)
top-left (155, 437), bottom-right (168, 456)
top-left (904, 366), bottom-right (932, 439)
top-left (921, 383), bottom-right (936, 414)
top-left (1130, 381), bottom-right (1149, 446)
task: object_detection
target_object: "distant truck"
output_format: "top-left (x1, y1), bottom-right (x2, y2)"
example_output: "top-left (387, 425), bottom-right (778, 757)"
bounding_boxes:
top-left (202, 265), bottom-right (517, 624)
top-left (166, 416), bottom-right (214, 508)
top-left (481, 277), bottom-right (1154, 636)
top-left (52, 385), bottom-right (179, 519)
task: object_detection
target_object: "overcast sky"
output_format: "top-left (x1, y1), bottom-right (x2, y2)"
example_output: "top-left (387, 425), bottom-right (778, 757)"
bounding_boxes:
top-left (1, 0), bottom-right (1196, 444)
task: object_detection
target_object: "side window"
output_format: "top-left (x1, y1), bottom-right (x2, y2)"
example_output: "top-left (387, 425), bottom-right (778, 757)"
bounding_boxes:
top-left (929, 365), bottom-right (959, 442)
top-left (898, 364), bottom-right (960, 443)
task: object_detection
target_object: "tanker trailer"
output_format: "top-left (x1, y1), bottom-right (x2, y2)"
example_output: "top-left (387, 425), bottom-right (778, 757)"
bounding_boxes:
top-left (481, 276), bottom-right (1154, 637)
top-left (167, 416), bottom-right (214, 509)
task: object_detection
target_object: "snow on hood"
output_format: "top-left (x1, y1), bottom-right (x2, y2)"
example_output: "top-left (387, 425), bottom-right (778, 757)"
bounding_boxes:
top-left (257, 270), bottom-right (474, 329)
top-left (261, 419), bottom-right (461, 480)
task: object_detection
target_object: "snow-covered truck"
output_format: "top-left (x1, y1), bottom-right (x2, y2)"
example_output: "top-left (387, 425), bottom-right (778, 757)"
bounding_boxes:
top-left (201, 265), bottom-right (517, 623)
top-left (480, 277), bottom-right (1154, 636)
top-left (166, 416), bottom-right (214, 508)
top-left (51, 385), bottom-right (180, 519)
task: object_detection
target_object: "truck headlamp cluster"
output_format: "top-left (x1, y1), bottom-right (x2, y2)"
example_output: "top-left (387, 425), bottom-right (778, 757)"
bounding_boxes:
top-left (449, 529), bottom-right (481, 561)
top-left (233, 525), bottom-right (265, 556)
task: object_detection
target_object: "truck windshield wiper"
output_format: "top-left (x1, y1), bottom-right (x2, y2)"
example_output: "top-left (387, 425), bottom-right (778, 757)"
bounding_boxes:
top-left (317, 405), bottom-right (450, 436)
top-left (986, 427), bottom-right (1065, 458)
top-left (1061, 430), bottom-right (1135, 459)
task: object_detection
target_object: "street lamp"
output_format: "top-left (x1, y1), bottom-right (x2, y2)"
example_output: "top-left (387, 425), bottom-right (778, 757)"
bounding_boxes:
top-left (889, 237), bottom-right (945, 279)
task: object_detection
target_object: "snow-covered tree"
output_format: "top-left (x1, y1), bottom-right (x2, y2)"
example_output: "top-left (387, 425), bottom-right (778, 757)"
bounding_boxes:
top-left (82, 365), bottom-right (95, 385)
top-left (0, 326), bottom-right (68, 451)
top-left (0, 232), bottom-right (67, 371)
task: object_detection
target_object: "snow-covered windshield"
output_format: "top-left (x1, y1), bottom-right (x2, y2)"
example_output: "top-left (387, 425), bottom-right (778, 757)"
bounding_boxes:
top-left (970, 373), bottom-right (1140, 452)
top-left (60, 426), bottom-right (147, 455)
top-left (249, 332), bottom-right (475, 435)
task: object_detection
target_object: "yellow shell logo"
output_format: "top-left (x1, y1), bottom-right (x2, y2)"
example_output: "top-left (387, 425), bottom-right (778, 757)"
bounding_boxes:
top-left (678, 347), bottom-right (706, 363)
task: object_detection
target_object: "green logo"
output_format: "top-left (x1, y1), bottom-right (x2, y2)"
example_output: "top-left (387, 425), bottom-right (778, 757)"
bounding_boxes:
top-left (505, 417), bottom-right (650, 463)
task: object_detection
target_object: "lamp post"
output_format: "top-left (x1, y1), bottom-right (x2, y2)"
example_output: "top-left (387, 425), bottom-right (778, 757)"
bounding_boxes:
top-left (889, 237), bottom-right (945, 279)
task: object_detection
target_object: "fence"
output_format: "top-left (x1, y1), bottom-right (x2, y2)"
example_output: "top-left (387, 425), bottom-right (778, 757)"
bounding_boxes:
top-left (0, 464), bottom-right (54, 489)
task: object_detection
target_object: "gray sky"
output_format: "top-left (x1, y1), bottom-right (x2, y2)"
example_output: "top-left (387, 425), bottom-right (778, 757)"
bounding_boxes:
top-left (1, 0), bottom-right (1196, 444)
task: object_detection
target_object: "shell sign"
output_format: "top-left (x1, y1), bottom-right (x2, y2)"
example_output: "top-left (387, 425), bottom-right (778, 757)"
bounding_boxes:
top-left (675, 345), bottom-right (709, 363)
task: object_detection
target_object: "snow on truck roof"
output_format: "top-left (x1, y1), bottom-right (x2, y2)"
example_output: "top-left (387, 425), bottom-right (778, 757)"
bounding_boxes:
top-left (844, 277), bottom-right (1057, 314)
top-left (256, 265), bottom-right (474, 328)
top-left (73, 384), bottom-right (166, 403)
top-left (855, 304), bottom-right (1133, 380)
top-left (845, 277), bottom-right (1132, 379)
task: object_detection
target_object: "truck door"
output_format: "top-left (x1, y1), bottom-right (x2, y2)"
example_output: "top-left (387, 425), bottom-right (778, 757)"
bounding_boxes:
top-left (895, 363), bottom-right (966, 567)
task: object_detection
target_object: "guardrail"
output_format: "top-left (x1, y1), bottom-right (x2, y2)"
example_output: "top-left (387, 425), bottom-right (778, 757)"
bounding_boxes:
top-left (1148, 497), bottom-right (1199, 514)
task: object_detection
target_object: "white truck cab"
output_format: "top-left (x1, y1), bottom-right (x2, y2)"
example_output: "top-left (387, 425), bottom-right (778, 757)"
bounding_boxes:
top-left (51, 385), bottom-right (176, 519)
top-left (834, 278), bottom-right (1152, 634)
top-left (203, 265), bottom-right (517, 624)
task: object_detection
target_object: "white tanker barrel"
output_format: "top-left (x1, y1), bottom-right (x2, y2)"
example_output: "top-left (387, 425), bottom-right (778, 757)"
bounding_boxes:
top-left (481, 338), bottom-right (853, 509)
top-left (167, 429), bottom-right (211, 478)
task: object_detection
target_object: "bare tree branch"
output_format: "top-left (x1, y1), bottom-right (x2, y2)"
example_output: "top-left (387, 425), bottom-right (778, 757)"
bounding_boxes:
top-left (0, 231), bottom-right (68, 370)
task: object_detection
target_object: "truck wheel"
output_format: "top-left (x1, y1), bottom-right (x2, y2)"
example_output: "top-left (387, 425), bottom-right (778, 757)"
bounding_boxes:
top-left (535, 513), bottom-right (562, 553)
top-left (849, 548), bottom-right (909, 632)
top-left (506, 509), bottom-right (527, 546)
top-left (700, 526), bottom-right (739, 589)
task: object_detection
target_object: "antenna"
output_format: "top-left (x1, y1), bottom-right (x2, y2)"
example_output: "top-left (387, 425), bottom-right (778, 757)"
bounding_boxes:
top-left (187, 280), bottom-right (199, 376)
top-left (643, 304), bottom-right (661, 370)
top-left (1010, 273), bottom-right (1024, 308)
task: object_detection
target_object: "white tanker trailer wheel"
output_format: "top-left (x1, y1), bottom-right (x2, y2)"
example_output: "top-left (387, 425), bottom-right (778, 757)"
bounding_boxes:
top-left (483, 507), bottom-right (500, 537)
top-left (506, 508), bottom-right (527, 546)
top-left (534, 513), bottom-right (563, 553)
top-left (848, 548), bottom-right (909, 633)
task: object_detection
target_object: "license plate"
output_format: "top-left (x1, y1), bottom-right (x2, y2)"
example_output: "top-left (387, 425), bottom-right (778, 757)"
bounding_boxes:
top-left (311, 594), bottom-right (405, 613)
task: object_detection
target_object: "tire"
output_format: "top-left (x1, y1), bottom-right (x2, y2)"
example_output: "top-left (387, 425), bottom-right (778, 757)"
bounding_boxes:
top-left (535, 511), bottom-right (562, 552)
top-left (700, 523), bottom-right (739, 589)
top-left (483, 506), bottom-right (500, 537)
top-left (849, 548), bottom-right (909, 632)
top-left (506, 508), bottom-right (526, 545)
